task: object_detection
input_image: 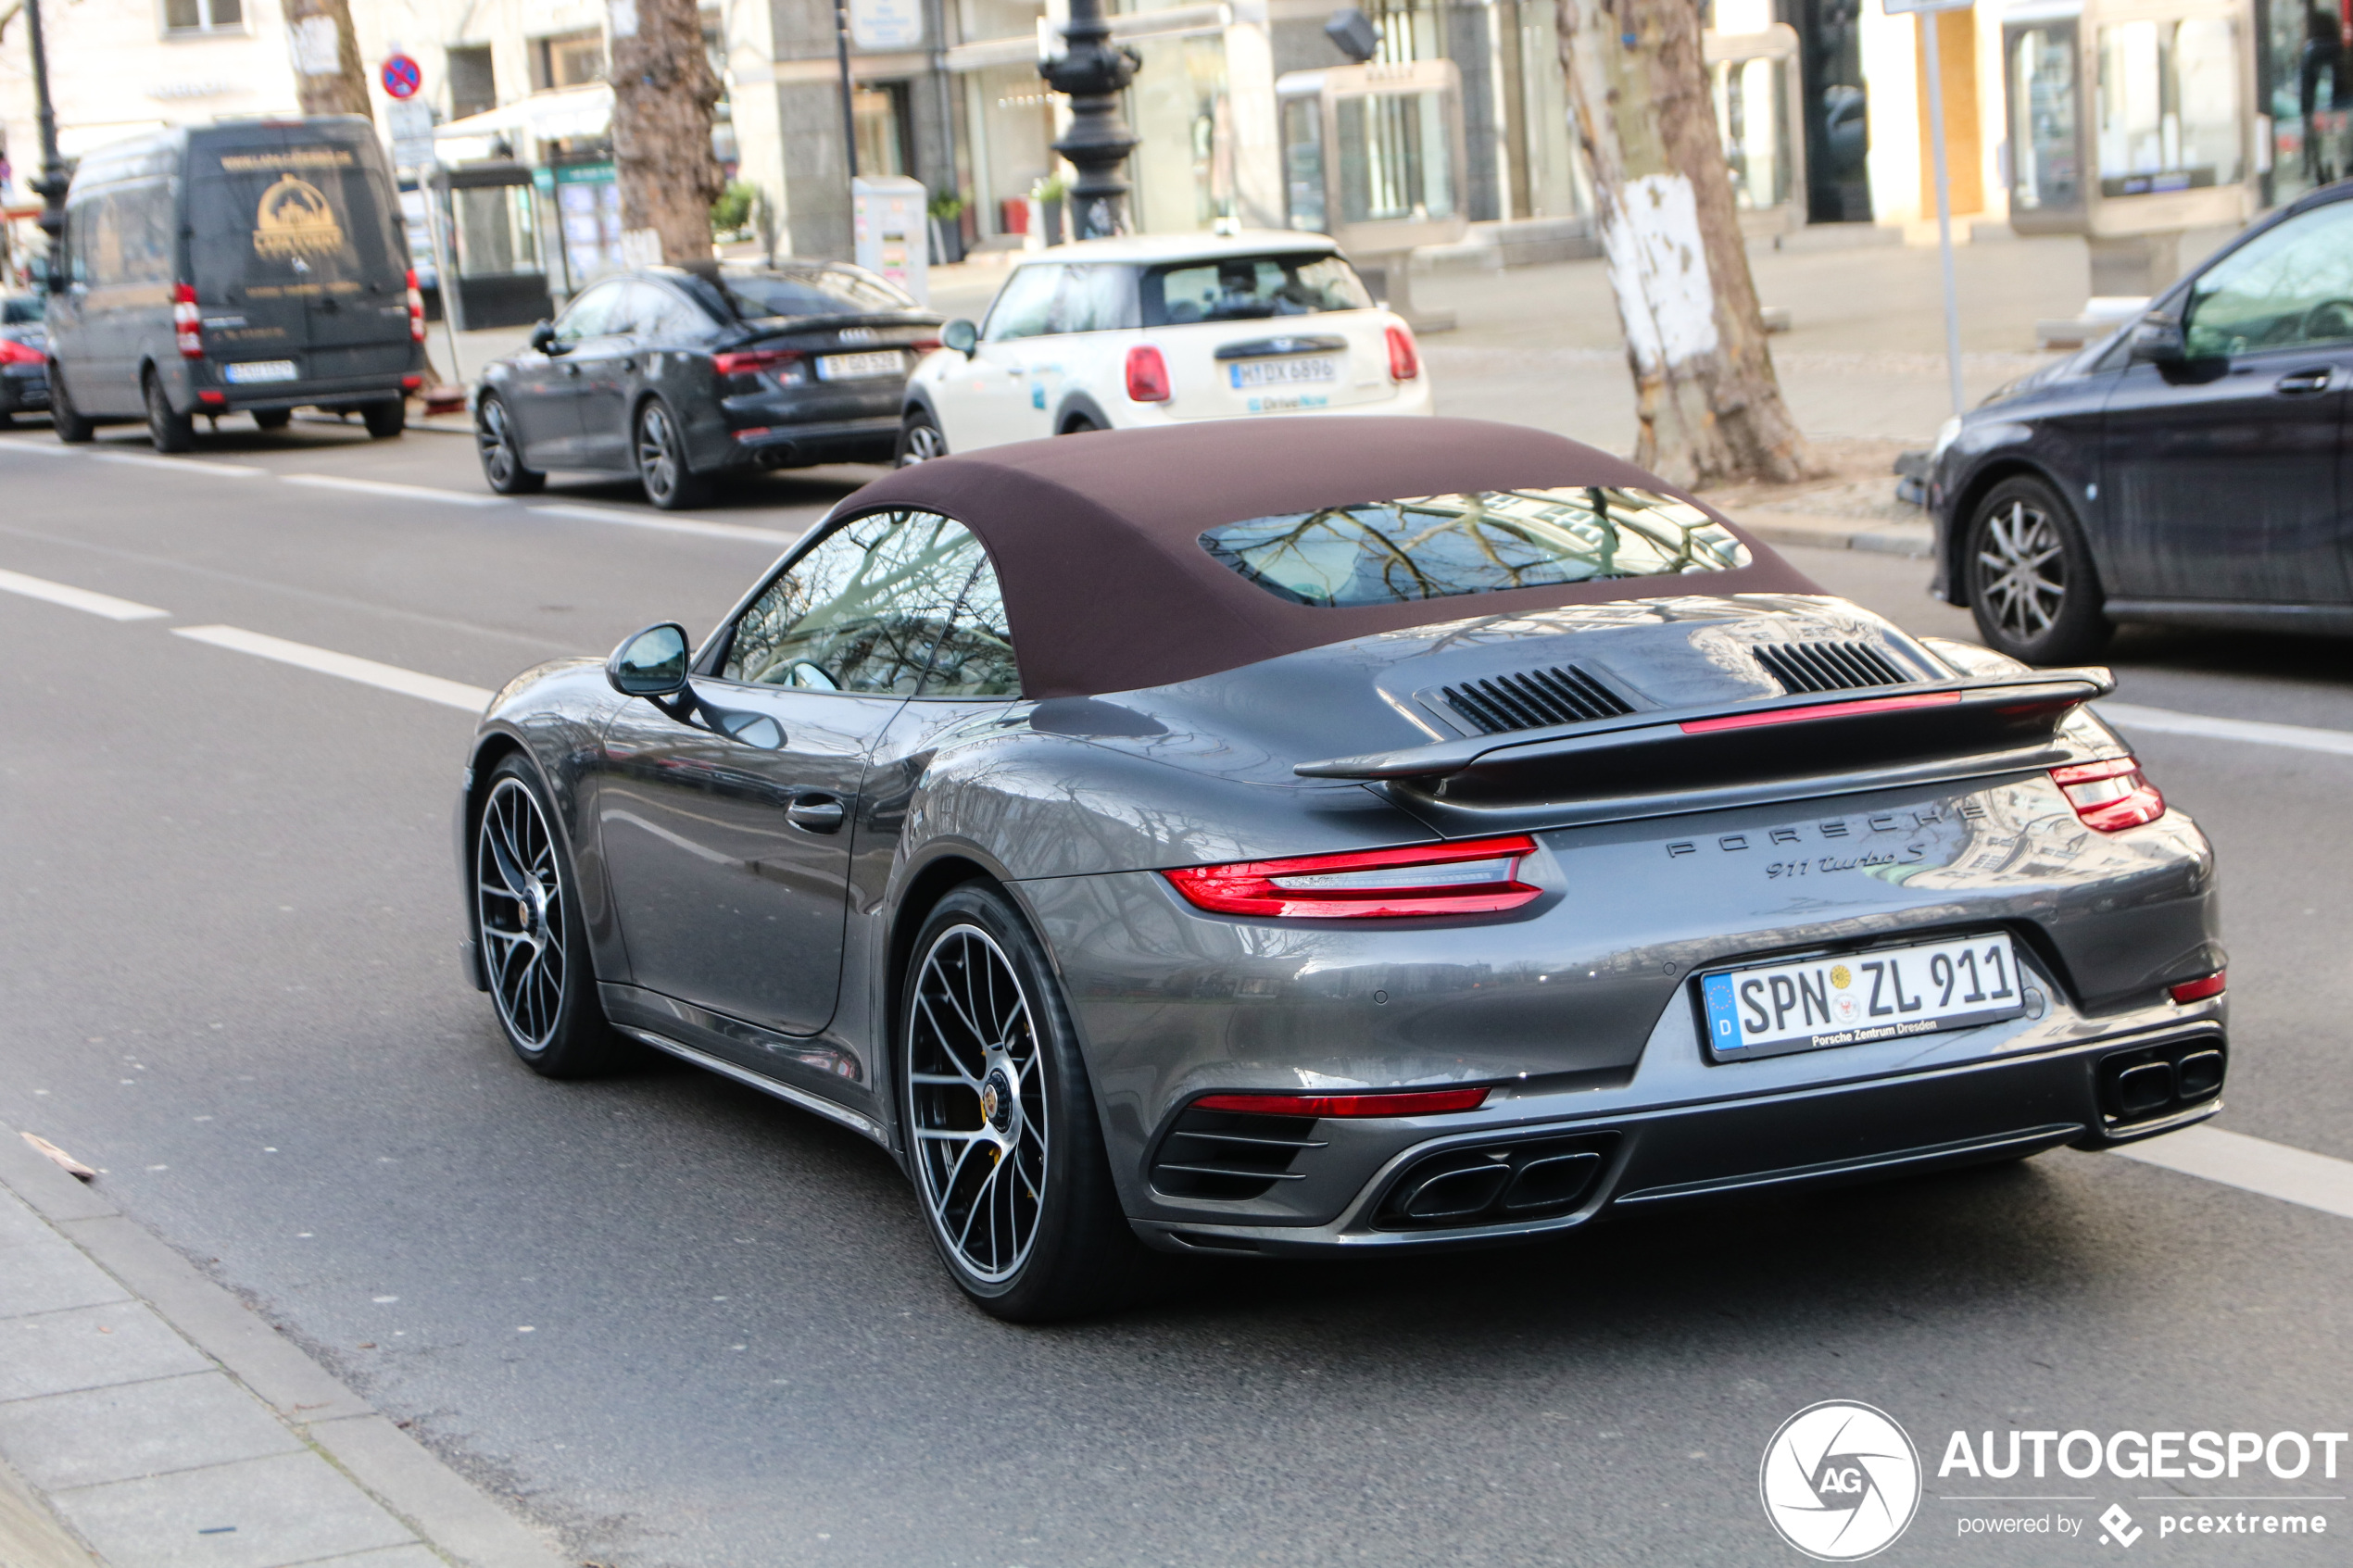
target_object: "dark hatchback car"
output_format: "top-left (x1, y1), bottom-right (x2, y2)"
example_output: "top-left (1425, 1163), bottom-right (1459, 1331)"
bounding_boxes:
top-left (473, 263), bottom-right (941, 509)
top-left (1, 295), bottom-right (47, 426)
top-left (1930, 178), bottom-right (2353, 663)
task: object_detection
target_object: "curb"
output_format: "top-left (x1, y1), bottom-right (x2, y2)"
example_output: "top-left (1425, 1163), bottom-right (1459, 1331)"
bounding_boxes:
top-left (1729, 508), bottom-right (1935, 559)
top-left (0, 1127), bottom-right (573, 1568)
top-left (0, 1452), bottom-right (100, 1568)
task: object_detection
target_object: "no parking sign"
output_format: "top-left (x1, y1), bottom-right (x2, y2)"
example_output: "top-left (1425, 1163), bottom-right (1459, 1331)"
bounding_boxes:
top-left (380, 54), bottom-right (422, 100)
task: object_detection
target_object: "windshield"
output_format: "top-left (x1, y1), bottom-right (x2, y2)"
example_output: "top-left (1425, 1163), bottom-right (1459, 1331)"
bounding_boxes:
top-left (1140, 253), bottom-right (1370, 326)
top-left (1201, 488), bottom-right (1752, 608)
top-left (722, 267), bottom-right (913, 320)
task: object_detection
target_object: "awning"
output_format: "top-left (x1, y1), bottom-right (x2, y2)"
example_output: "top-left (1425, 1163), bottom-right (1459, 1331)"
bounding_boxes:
top-left (434, 84), bottom-right (613, 144)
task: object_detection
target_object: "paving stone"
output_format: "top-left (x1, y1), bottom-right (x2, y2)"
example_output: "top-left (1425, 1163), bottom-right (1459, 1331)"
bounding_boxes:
top-left (0, 1236), bottom-right (132, 1318)
top-left (0, 1303), bottom-right (211, 1402)
top-left (50, 1450), bottom-right (415, 1568)
top-left (0, 1191), bottom-right (57, 1249)
top-left (287, 1548), bottom-right (448, 1568)
top-left (0, 1372), bottom-right (303, 1491)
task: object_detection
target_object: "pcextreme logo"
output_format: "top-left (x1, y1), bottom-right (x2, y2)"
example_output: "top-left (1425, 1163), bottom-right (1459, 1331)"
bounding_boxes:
top-left (1759, 1400), bottom-right (1924, 1561)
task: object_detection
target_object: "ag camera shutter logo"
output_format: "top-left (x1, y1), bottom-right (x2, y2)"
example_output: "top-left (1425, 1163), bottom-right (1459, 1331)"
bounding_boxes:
top-left (1760, 1400), bottom-right (1922, 1560)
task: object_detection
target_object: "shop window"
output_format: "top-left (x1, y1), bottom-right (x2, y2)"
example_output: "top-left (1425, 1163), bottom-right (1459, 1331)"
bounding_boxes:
top-left (2008, 23), bottom-right (2081, 214)
top-left (448, 46), bottom-right (497, 120)
top-left (855, 85), bottom-right (912, 178)
top-left (2095, 18), bottom-right (2242, 195)
top-left (2266, 0), bottom-right (2352, 199)
top-left (533, 29), bottom-right (606, 92)
top-left (1337, 91), bottom-right (1454, 223)
top-left (162, 0), bottom-right (243, 36)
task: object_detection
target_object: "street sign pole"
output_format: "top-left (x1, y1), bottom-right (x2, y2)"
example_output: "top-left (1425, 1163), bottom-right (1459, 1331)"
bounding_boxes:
top-left (1885, 0), bottom-right (1971, 419)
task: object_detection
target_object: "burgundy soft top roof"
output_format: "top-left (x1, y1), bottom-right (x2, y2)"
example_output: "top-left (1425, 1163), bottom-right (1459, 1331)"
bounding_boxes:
top-left (841, 416), bottom-right (1819, 699)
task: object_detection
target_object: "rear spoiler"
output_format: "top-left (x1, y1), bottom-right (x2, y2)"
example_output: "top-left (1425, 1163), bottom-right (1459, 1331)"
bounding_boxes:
top-left (1295, 670), bottom-right (2115, 784)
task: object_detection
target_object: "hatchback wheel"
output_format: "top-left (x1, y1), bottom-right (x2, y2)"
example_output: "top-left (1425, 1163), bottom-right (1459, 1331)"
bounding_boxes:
top-left (145, 371), bottom-right (195, 454)
top-left (635, 399), bottom-right (709, 509)
top-left (475, 395), bottom-right (546, 495)
top-left (1966, 476), bottom-right (2109, 664)
top-left (895, 410), bottom-right (946, 466)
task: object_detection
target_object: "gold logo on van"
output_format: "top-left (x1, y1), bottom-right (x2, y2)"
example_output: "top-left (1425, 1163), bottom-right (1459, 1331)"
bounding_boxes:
top-left (253, 174), bottom-right (345, 260)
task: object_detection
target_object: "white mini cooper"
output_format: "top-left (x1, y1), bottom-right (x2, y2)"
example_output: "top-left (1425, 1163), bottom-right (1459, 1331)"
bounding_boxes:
top-left (896, 232), bottom-right (1434, 461)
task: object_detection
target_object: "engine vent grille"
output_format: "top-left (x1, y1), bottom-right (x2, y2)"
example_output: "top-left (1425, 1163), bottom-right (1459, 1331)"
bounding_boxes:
top-left (1753, 641), bottom-right (1912, 695)
top-left (1441, 665), bottom-right (1635, 735)
top-left (1149, 1108), bottom-right (1327, 1202)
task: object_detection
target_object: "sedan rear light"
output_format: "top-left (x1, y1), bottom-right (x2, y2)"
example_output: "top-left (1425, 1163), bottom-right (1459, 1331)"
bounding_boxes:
top-left (0, 338), bottom-right (42, 367)
top-left (405, 270), bottom-right (426, 343)
top-left (1164, 834), bottom-right (1541, 919)
top-left (2051, 756), bottom-right (2165, 832)
top-left (1126, 344), bottom-right (1171, 402)
top-left (909, 337), bottom-right (942, 355)
top-left (172, 282), bottom-right (202, 359)
top-left (713, 346), bottom-right (804, 382)
top-left (2169, 971), bottom-right (2225, 1004)
top-left (1192, 1088), bottom-right (1491, 1117)
top-left (1386, 323), bottom-right (1419, 382)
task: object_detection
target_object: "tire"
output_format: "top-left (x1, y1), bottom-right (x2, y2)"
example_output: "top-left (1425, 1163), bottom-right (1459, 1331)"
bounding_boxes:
top-left (894, 409), bottom-right (946, 466)
top-left (145, 370), bottom-right (195, 454)
top-left (251, 408), bottom-right (292, 432)
top-left (362, 398), bottom-right (405, 439)
top-left (900, 884), bottom-right (1161, 1322)
top-left (1060, 416), bottom-right (1100, 434)
top-left (473, 756), bottom-right (638, 1078)
top-left (0, 409), bottom-right (14, 431)
top-left (48, 368), bottom-right (94, 444)
top-left (1965, 475), bottom-right (2111, 665)
top-left (634, 398), bottom-right (709, 509)
top-left (475, 395), bottom-right (547, 495)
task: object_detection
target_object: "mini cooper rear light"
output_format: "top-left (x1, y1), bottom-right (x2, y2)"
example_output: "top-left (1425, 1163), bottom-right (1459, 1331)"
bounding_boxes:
top-left (2170, 970), bottom-right (2226, 1005)
top-left (2051, 756), bottom-right (2165, 832)
top-left (0, 338), bottom-right (42, 367)
top-left (172, 282), bottom-right (202, 358)
top-left (1164, 834), bottom-right (1541, 919)
top-left (1385, 323), bottom-right (1420, 382)
top-left (404, 270), bottom-right (426, 343)
top-left (1192, 1087), bottom-right (1491, 1117)
top-left (1125, 344), bottom-right (1171, 402)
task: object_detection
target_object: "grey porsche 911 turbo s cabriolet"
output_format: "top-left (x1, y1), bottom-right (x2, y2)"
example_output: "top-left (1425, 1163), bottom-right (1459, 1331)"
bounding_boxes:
top-left (456, 417), bottom-right (2226, 1321)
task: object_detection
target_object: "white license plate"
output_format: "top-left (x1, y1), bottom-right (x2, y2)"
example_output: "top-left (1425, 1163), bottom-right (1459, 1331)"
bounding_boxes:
top-left (1228, 356), bottom-right (1338, 389)
top-left (1699, 933), bottom-right (2027, 1061)
top-left (222, 360), bottom-right (298, 384)
top-left (816, 350), bottom-right (904, 381)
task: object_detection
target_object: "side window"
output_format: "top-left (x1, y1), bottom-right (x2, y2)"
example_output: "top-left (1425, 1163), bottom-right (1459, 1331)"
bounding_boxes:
top-left (722, 510), bottom-right (1018, 696)
top-left (921, 549), bottom-right (1019, 697)
top-left (1044, 264), bottom-right (1138, 334)
top-left (983, 265), bottom-right (1062, 341)
top-left (637, 282), bottom-right (711, 341)
top-left (122, 185), bottom-right (173, 283)
top-left (88, 194), bottom-right (127, 287)
top-left (552, 280), bottom-right (623, 345)
top-left (2184, 203), bottom-right (2353, 358)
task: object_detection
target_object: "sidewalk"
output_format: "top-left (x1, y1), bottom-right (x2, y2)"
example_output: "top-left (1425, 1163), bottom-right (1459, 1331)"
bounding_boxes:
top-left (0, 1127), bottom-right (572, 1568)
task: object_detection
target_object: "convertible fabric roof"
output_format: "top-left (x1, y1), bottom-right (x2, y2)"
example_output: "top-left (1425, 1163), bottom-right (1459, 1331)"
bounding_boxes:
top-left (839, 417), bottom-right (1820, 699)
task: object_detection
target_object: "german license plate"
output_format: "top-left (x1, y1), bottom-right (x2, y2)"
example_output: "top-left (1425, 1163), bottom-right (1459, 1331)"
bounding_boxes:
top-left (223, 360), bottom-right (298, 383)
top-left (1229, 356), bottom-right (1338, 389)
top-left (816, 350), bottom-right (904, 381)
top-left (1699, 933), bottom-right (2027, 1061)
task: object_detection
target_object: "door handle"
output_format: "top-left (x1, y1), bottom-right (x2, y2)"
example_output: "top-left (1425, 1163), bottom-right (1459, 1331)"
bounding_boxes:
top-left (2275, 368), bottom-right (2334, 395)
top-left (786, 796), bottom-right (846, 834)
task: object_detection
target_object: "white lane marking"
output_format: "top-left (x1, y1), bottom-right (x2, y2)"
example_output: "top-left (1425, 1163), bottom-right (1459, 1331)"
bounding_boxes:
top-left (2098, 702), bottom-right (2353, 759)
top-left (171, 624), bottom-right (495, 711)
top-left (0, 566), bottom-right (170, 621)
top-left (0, 439), bottom-right (79, 456)
top-left (526, 504), bottom-right (799, 546)
top-left (2111, 1126), bottom-right (2353, 1223)
top-left (93, 451), bottom-right (266, 477)
top-left (282, 473), bottom-right (510, 508)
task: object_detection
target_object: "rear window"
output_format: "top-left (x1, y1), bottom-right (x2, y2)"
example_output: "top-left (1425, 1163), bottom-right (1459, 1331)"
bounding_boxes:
top-left (189, 143), bottom-right (400, 291)
top-left (1200, 488), bottom-right (1752, 608)
top-left (2, 297), bottom-right (41, 325)
top-left (721, 267), bottom-right (912, 320)
top-left (1140, 253), bottom-right (1370, 326)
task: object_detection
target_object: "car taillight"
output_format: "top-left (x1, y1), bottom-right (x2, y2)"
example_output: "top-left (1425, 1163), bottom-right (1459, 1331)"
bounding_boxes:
top-left (1164, 834), bottom-right (1541, 919)
top-left (910, 337), bottom-right (942, 355)
top-left (1125, 344), bottom-right (1170, 402)
top-left (2051, 757), bottom-right (2165, 832)
top-left (0, 338), bottom-right (42, 366)
top-left (1385, 323), bottom-right (1419, 381)
top-left (405, 269), bottom-right (425, 343)
top-left (172, 282), bottom-right (202, 359)
top-left (712, 346), bottom-right (802, 381)
top-left (1192, 1088), bottom-right (1491, 1117)
top-left (2169, 971), bottom-right (2225, 1004)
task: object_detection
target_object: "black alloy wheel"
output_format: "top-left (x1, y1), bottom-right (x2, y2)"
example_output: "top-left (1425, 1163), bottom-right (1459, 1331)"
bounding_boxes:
top-left (475, 395), bottom-right (547, 495)
top-left (900, 884), bottom-right (1162, 1322)
top-left (473, 756), bottom-right (637, 1077)
top-left (144, 371), bottom-right (195, 454)
top-left (362, 399), bottom-right (405, 439)
top-left (1966, 475), bottom-right (2111, 665)
top-left (635, 398), bottom-right (709, 510)
top-left (251, 408), bottom-right (292, 432)
top-left (894, 410), bottom-right (946, 466)
top-left (47, 366), bottom-right (94, 444)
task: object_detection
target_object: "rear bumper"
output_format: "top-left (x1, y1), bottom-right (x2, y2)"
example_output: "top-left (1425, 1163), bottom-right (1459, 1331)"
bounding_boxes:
top-left (0, 368), bottom-right (48, 411)
top-left (718, 413), bottom-right (900, 469)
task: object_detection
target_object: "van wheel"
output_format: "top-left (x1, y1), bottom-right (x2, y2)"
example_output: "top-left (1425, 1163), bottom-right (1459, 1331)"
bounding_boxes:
top-left (362, 399), bottom-right (405, 439)
top-left (252, 409), bottom-right (292, 432)
top-left (145, 372), bottom-right (195, 454)
top-left (48, 368), bottom-right (94, 444)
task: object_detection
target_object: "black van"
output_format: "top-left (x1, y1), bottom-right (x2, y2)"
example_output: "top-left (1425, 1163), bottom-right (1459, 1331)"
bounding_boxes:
top-left (45, 116), bottom-right (424, 451)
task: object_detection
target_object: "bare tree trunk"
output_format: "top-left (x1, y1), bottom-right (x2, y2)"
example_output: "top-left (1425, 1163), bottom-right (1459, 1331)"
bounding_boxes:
top-left (1554, 0), bottom-right (1818, 488)
top-left (283, 0), bottom-right (372, 119)
top-left (609, 0), bottom-right (724, 266)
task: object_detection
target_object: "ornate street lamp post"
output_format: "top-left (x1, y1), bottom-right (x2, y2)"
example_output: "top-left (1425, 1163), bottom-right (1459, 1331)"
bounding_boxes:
top-left (21, 0), bottom-right (69, 268)
top-left (1038, 0), bottom-right (1139, 240)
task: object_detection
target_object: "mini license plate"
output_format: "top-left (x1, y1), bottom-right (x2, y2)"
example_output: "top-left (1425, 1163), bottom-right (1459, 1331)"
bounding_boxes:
top-left (1229, 356), bottom-right (1338, 389)
top-left (222, 359), bottom-right (298, 384)
top-left (816, 350), bottom-right (905, 381)
top-left (1699, 933), bottom-right (2027, 1061)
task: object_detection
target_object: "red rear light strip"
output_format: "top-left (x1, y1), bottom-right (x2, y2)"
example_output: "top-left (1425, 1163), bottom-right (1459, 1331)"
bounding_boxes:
top-left (2051, 756), bottom-right (2166, 832)
top-left (1193, 1088), bottom-right (1490, 1117)
top-left (1680, 691), bottom-right (1959, 734)
top-left (713, 347), bottom-right (803, 376)
top-left (2169, 971), bottom-right (2225, 1004)
top-left (1164, 834), bottom-right (1541, 919)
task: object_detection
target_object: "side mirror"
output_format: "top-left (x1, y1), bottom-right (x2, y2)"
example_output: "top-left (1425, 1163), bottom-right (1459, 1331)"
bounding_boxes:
top-left (529, 320), bottom-right (560, 354)
top-left (941, 318), bottom-right (978, 357)
top-left (606, 622), bottom-right (689, 697)
top-left (2128, 316), bottom-right (2185, 365)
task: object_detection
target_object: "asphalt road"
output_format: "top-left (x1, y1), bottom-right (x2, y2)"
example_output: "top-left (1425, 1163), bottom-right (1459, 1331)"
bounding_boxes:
top-left (3, 419), bottom-right (2350, 1568)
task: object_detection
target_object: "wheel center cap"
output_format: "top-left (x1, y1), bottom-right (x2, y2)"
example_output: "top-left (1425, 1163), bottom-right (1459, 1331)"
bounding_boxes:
top-left (980, 1068), bottom-right (1015, 1135)
top-left (521, 881), bottom-right (548, 934)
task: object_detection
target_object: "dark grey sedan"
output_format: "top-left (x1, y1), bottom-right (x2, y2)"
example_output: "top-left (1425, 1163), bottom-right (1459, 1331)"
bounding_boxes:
top-left (0, 294), bottom-right (49, 427)
top-left (458, 418), bottom-right (2226, 1320)
top-left (473, 263), bottom-right (940, 508)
